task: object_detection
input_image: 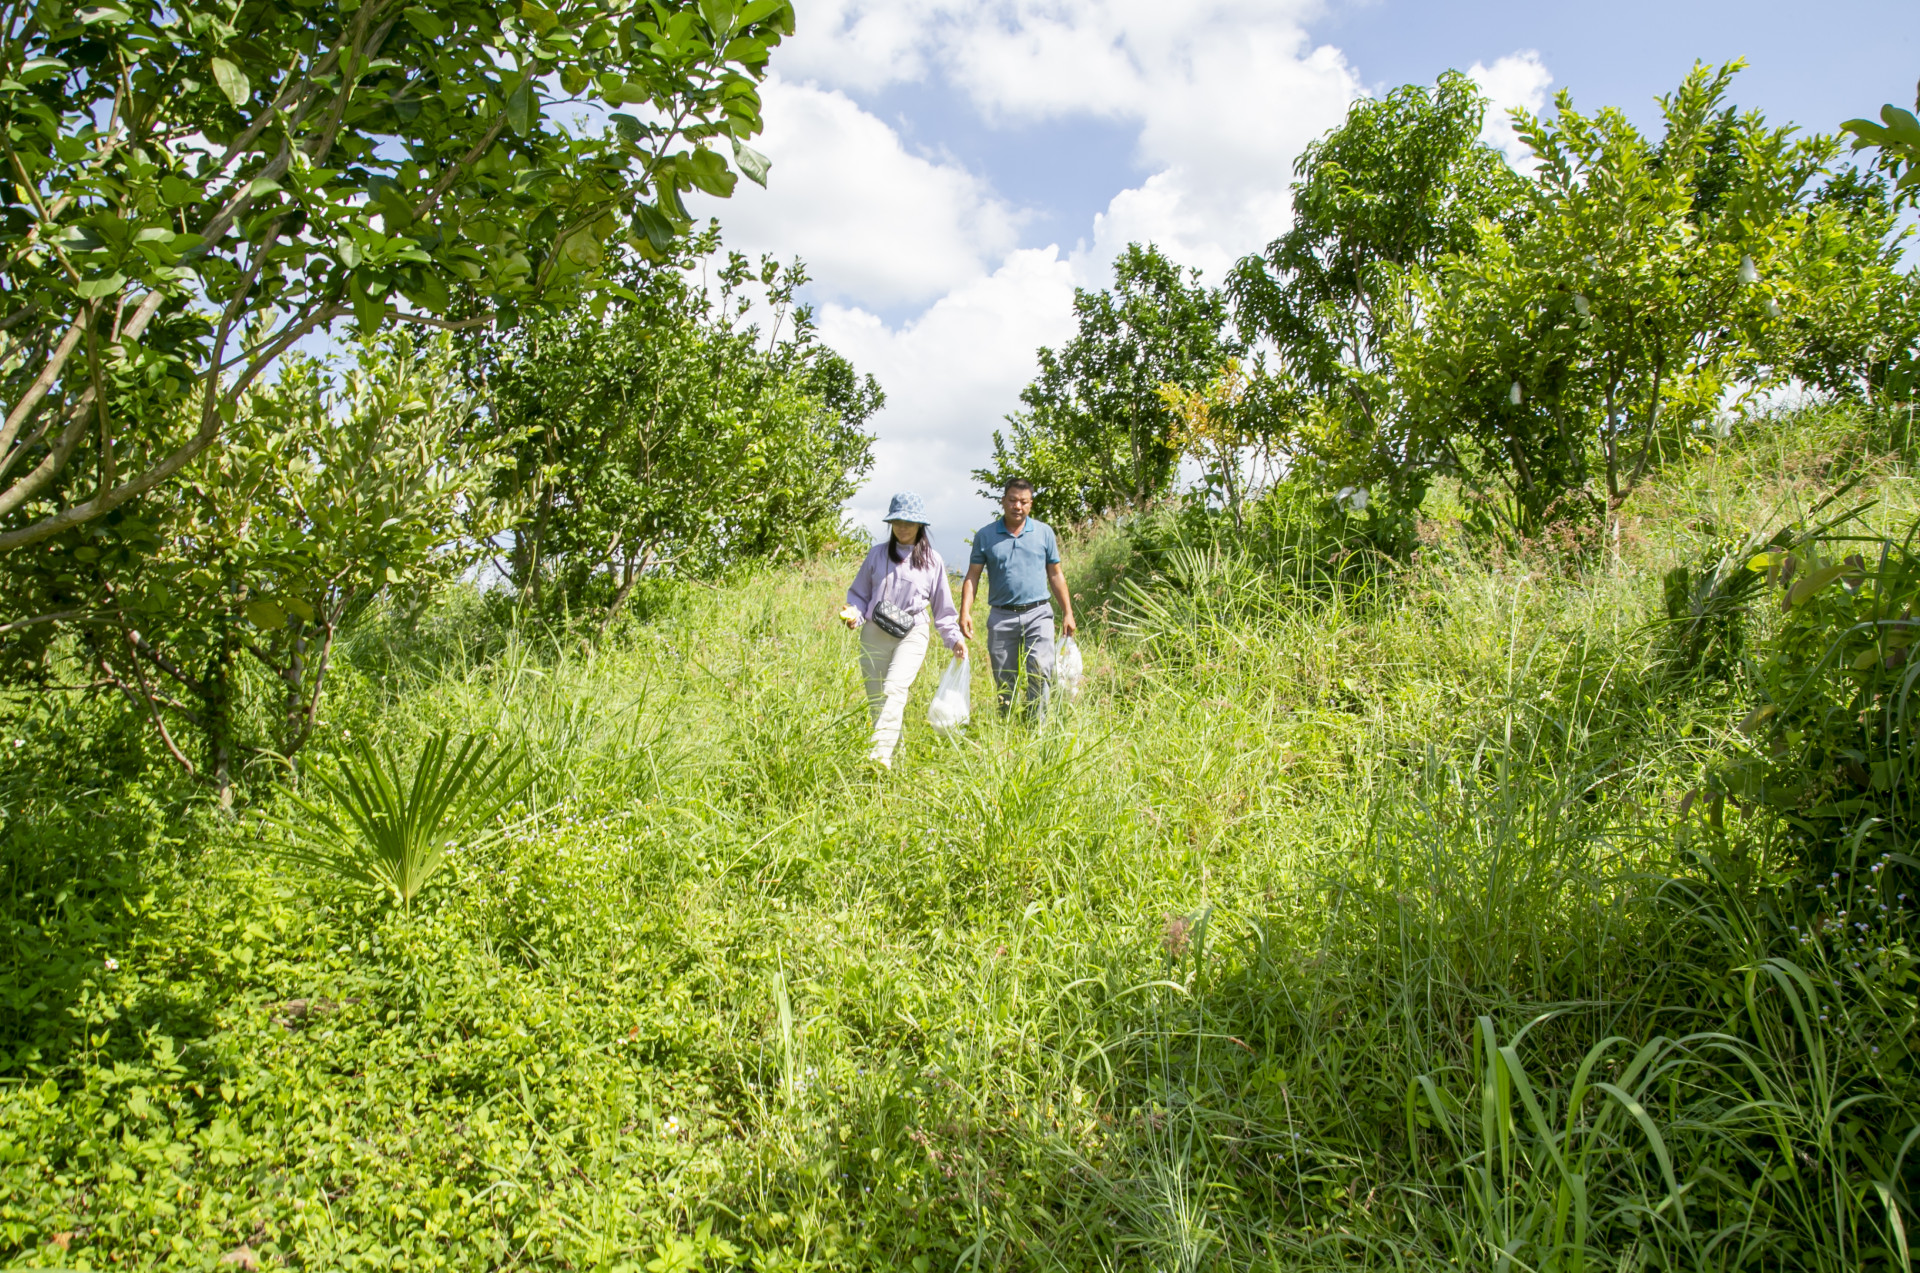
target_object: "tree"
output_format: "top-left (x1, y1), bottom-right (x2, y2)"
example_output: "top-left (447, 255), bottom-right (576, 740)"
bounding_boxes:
top-left (1395, 63), bottom-right (1914, 536)
top-left (1156, 360), bottom-right (1269, 532)
top-left (0, 335), bottom-right (502, 800)
top-left (0, 0), bottom-right (790, 555)
top-left (1226, 71), bottom-right (1526, 515)
top-left (478, 229), bottom-right (879, 629)
top-left (979, 242), bottom-right (1231, 524)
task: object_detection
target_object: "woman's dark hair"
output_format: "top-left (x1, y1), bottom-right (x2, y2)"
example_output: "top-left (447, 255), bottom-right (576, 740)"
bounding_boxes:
top-left (888, 523), bottom-right (934, 571)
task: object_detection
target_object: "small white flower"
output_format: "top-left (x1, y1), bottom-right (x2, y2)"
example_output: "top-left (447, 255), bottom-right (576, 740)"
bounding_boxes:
top-left (104, 957), bottom-right (119, 971)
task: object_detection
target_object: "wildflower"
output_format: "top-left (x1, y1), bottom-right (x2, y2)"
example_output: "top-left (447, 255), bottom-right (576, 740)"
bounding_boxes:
top-left (10, 739), bottom-right (21, 748)
top-left (104, 957), bottom-right (119, 971)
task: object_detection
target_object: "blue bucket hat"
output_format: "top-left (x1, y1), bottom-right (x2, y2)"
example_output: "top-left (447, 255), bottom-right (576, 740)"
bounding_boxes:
top-left (884, 491), bottom-right (928, 524)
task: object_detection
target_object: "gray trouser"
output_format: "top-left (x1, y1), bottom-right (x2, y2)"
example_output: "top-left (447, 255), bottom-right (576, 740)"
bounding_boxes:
top-left (987, 606), bottom-right (1054, 720)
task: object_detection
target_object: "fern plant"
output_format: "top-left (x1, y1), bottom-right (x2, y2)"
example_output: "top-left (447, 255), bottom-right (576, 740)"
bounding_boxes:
top-left (270, 732), bottom-right (530, 908)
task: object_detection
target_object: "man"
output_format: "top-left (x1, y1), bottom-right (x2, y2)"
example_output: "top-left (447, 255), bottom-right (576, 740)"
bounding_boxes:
top-left (960, 478), bottom-right (1077, 720)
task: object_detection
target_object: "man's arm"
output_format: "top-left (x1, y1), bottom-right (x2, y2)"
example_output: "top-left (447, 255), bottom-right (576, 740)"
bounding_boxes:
top-left (959, 564), bottom-right (984, 640)
top-left (1047, 562), bottom-right (1076, 637)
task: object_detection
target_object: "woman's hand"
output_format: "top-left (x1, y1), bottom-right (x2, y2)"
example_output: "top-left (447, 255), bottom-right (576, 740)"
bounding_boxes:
top-left (839, 605), bottom-right (861, 630)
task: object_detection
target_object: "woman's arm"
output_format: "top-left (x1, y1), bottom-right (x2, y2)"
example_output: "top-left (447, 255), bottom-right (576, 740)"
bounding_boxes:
top-left (928, 560), bottom-right (965, 653)
top-left (845, 547), bottom-right (880, 618)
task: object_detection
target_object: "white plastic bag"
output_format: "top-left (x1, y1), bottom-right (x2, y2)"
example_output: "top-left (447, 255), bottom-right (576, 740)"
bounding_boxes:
top-left (927, 658), bottom-right (971, 731)
top-left (1055, 636), bottom-right (1084, 700)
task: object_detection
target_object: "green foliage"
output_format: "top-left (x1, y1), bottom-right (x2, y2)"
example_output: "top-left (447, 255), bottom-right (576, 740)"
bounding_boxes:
top-left (1396, 62), bottom-right (1912, 538)
top-left (979, 242), bottom-right (1232, 523)
top-left (0, 0), bottom-right (791, 552)
top-left (1227, 71), bottom-right (1526, 525)
top-left (1844, 80), bottom-right (1920, 208)
top-left (0, 335), bottom-right (502, 797)
top-left (1716, 513), bottom-right (1920, 873)
top-left (270, 731), bottom-right (530, 908)
top-left (476, 228), bottom-right (879, 627)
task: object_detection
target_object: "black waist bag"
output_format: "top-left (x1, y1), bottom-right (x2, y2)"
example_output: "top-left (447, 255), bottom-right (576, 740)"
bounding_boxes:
top-left (871, 599), bottom-right (917, 639)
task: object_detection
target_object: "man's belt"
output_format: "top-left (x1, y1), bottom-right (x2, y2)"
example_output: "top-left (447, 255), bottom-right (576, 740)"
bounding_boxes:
top-left (994, 599), bottom-right (1050, 613)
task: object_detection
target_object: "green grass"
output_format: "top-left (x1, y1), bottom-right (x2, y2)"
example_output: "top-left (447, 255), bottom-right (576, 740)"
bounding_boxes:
top-left (1, 408), bottom-right (1916, 1270)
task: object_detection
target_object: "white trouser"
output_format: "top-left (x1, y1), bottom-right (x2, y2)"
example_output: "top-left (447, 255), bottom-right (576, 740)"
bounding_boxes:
top-left (859, 619), bottom-right (930, 765)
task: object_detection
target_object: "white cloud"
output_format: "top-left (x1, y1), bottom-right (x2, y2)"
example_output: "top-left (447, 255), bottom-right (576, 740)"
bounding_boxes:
top-left (689, 77), bottom-right (1021, 311)
top-left (819, 248), bottom-right (1079, 542)
top-left (1469, 50), bottom-right (1554, 173)
top-left (779, 1), bottom-right (1362, 285)
top-left (774, 0), bottom-right (951, 93)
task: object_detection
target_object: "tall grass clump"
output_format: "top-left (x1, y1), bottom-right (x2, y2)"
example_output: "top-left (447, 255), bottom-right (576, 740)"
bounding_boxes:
top-left (0, 403), bottom-right (1914, 1270)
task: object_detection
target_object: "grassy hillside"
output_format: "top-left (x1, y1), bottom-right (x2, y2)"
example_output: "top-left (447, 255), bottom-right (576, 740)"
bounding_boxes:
top-left (2, 407), bottom-right (1916, 1270)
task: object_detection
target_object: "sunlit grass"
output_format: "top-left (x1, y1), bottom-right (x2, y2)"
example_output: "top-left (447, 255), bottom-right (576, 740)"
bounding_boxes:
top-left (1, 409), bottom-right (1915, 1269)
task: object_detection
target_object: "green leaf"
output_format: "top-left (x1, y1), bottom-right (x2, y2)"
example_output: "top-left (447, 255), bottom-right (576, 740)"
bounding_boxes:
top-left (1787, 563), bottom-right (1851, 609)
top-left (732, 138), bottom-right (770, 187)
top-left (632, 202), bottom-right (676, 253)
top-left (608, 112), bottom-right (644, 143)
top-left (210, 57), bottom-right (251, 108)
top-left (505, 78), bottom-right (536, 135)
top-left (559, 230), bottom-right (602, 268)
top-left (244, 599), bottom-right (288, 630)
top-left (17, 57), bottom-right (68, 85)
top-left (403, 5), bottom-right (448, 36)
top-left (282, 596), bottom-right (316, 623)
top-left (699, 0), bottom-right (738, 35)
top-left (75, 273), bottom-right (125, 299)
top-left (519, 0), bottom-right (558, 34)
top-left (1882, 105), bottom-right (1920, 146)
top-left (350, 274), bottom-right (384, 331)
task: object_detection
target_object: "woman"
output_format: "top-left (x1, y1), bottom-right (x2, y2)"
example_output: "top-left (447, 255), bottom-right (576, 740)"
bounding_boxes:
top-left (841, 492), bottom-right (967, 768)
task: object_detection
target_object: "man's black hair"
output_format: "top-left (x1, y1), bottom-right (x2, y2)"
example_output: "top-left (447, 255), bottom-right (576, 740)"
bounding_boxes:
top-left (1003, 478), bottom-right (1035, 496)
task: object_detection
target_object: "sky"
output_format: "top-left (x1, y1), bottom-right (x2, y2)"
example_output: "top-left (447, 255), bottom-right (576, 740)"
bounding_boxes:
top-left (689, 0), bottom-right (1920, 552)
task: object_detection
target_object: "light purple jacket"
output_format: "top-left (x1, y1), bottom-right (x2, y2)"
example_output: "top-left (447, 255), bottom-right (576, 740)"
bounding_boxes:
top-left (845, 542), bottom-right (964, 650)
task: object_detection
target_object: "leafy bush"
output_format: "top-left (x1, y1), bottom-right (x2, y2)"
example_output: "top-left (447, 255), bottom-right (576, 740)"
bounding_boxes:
top-left (1717, 516), bottom-right (1920, 875)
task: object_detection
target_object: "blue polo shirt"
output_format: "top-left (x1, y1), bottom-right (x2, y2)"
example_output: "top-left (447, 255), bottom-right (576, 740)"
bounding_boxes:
top-left (969, 516), bottom-right (1059, 608)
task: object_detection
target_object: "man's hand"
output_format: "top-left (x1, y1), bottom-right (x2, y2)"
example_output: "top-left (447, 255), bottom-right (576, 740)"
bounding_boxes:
top-left (959, 564), bottom-right (983, 641)
top-left (1046, 562), bottom-right (1076, 638)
